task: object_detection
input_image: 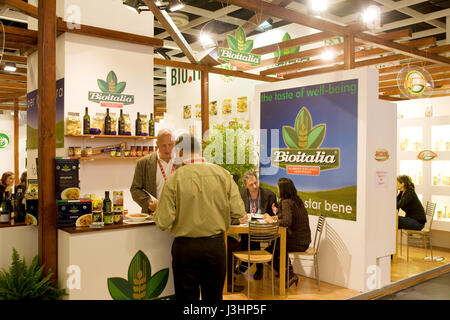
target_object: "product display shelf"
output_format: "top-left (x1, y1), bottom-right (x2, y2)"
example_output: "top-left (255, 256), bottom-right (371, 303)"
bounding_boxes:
top-left (65, 134), bottom-right (156, 140)
top-left (397, 116), bottom-right (450, 232)
top-left (79, 156), bottom-right (144, 161)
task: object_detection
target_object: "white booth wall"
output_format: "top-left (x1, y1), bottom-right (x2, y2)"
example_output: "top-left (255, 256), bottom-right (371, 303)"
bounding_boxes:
top-left (0, 114), bottom-right (27, 178)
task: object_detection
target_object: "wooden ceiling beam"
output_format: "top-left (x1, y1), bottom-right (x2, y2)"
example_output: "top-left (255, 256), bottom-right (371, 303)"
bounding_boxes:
top-left (354, 54), bottom-right (410, 68)
top-left (2, 0), bottom-right (38, 19)
top-left (378, 61), bottom-right (435, 75)
top-left (0, 73), bottom-right (27, 82)
top-left (282, 65), bottom-right (346, 80)
top-left (0, 105), bottom-right (27, 111)
top-left (0, 65), bottom-right (27, 74)
top-left (379, 65), bottom-right (450, 81)
top-left (0, 54), bottom-right (27, 64)
top-left (0, 81), bottom-right (27, 88)
top-left (143, 0), bottom-right (196, 63)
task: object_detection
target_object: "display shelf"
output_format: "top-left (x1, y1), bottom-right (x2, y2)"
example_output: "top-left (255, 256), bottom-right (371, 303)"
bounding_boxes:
top-left (65, 134), bottom-right (156, 140)
top-left (79, 156), bottom-right (143, 161)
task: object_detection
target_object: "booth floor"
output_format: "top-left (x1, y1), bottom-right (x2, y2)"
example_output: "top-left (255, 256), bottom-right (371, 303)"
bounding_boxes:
top-left (223, 245), bottom-right (450, 300)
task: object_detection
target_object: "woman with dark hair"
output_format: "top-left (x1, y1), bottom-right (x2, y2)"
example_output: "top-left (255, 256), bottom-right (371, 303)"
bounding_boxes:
top-left (17, 171), bottom-right (27, 191)
top-left (397, 175), bottom-right (426, 230)
top-left (0, 171), bottom-right (14, 196)
top-left (263, 178), bottom-right (311, 287)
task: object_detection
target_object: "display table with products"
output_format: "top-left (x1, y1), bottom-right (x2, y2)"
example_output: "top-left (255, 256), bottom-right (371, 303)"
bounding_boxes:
top-left (57, 222), bottom-right (175, 300)
top-left (0, 224), bottom-right (38, 271)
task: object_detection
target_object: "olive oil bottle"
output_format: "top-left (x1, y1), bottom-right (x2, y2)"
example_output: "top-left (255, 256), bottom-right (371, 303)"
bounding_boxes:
top-left (118, 109), bottom-right (125, 136)
top-left (135, 112), bottom-right (142, 136)
top-left (104, 108), bottom-right (112, 135)
top-left (83, 107), bottom-right (90, 135)
top-left (149, 113), bottom-right (155, 137)
top-left (103, 191), bottom-right (112, 213)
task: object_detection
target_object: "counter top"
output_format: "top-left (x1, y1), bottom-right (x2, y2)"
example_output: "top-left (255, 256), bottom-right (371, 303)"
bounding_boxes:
top-left (59, 221), bottom-right (155, 234)
top-left (0, 222), bottom-right (32, 229)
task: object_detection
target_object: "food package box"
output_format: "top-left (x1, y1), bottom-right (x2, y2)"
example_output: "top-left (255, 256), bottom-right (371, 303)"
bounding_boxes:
top-left (25, 199), bottom-right (38, 225)
top-left (57, 200), bottom-right (92, 228)
top-left (55, 158), bottom-right (80, 201)
top-left (91, 143), bottom-right (125, 155)
top-left (113, 191), bottom-right (124, 211)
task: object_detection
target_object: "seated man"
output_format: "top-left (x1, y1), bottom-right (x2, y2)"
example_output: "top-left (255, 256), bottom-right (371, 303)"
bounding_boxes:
top-left (238, 171), bottom-right (277, 280)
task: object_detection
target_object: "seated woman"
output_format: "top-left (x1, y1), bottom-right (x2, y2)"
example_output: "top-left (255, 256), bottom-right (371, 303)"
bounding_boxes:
top-left (397, 175), bottom-right (426, 230)
top-left (263, 178), bottom-right (311, 288)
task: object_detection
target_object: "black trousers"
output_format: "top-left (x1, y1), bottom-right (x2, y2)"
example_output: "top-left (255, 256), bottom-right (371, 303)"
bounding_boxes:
top-left (172, 233), bottom-right (226, 301)
top-left (265, 241), bottom-right (309, 275)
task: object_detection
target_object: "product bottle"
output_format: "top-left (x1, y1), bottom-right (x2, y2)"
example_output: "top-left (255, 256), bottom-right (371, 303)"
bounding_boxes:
top-left (104, 108), bottom-right (112, 135)
top-left (118, 109), bottom-right (125, 136)
top-left (13, 186), bottom-right (25, 223)
top-left (83, 107), bottom-right (90, 135)
top-left (149, 113), bottom-right (155, 137)
top-left (0, 191), bottom-right (11, 224)
top-left (135, 112), bottom-right (142, 136)
top-left (103, 191), bottom-right (112, 214)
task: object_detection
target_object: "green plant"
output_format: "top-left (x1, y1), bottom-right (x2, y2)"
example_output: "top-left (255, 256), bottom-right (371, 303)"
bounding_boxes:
top-left (203, 119), bottom-right (257, 189)
top-left (0, 248), bottom-right (66, 300)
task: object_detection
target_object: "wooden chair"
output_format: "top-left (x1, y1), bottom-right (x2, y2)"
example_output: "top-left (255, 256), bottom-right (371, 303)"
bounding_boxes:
top-left (232, 221), bottom-right (279, 300)
top-left (287, 214), bottom-right (326, 291)
top-left (400, 202), bottom-right (436, 261)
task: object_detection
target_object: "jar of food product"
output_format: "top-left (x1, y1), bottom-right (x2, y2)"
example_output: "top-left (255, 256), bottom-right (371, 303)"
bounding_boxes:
top-left (85, 146), bottom-right (92, 157)
top-left (110, 150), bottom-right (116, 157)
top-left (130, 146), bottom-right (137, 157)
top-left (142, 146), bottom-right (149, 156)
top-left (136, 146), bottom-right (143, 157)
top-left (113, 211), bottom-right (123, 224)
top-left (74, 147), bottom-right (82, 157)
top-left (92, 211), bottom-right (102, 223)
top-left (103, 212), bottom-right (114, 225)
top-left (124, 149), bottom-right (131, 157)
top-left (68, 147), bottom-right (75, 157)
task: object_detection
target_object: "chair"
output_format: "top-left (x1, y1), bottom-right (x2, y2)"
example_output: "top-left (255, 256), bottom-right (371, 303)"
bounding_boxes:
top-left (287, 214), bottom-right (326, 291)
top-left (232, 221), bottom-right (279, 300)
top-left (400, 202), bottom-right (436, 261)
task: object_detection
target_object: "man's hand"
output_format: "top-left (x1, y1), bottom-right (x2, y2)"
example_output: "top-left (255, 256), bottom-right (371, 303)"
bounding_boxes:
top-left (148, 199), bottom-right (158, 212)
top-left (239, 214), bottom-right (249, 224)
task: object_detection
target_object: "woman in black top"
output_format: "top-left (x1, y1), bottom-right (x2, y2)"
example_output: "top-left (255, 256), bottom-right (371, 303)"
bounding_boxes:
top-left (263, 178), bottom-right (311, 287)
top-left (397, 175), bottom-right (426, 230)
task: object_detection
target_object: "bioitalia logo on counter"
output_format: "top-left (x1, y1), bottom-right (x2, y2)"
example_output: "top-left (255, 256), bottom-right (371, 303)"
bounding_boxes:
top-left (218, 26), bottom-right (261, 69)
top-left (260, 79), bottom-right (358, 221)
top-left (0, 131), bottom-right (10, 151)
top-left (88, 71), bottom-right (134, 108)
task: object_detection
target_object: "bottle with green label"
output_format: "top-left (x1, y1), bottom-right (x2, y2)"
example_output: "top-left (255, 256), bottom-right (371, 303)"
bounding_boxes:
top-left (104, 108), bottom-right (112, 135)
top-left (135, 112), bottom-right (142, 136)
top-left (149, 113), bottom-right (155, 137)
top-left (103, 191), bottom-right (113, 225)
top-left (83, 107), bottom-right (90, 135)
top-left (118, 109), bottom-right (125, 136)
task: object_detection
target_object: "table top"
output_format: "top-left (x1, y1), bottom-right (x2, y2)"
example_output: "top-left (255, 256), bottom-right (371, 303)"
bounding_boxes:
top-left (59, 220), bottom-right (155, 234)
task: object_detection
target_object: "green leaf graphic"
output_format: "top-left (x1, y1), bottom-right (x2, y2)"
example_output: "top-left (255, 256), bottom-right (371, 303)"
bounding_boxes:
top-left (106, 71), bottom-right (118, 86)
top-left (243, 40), bottom-right (254, 53)
top-left (115, 82), bottom-right (126, 94)
top-left (282, 126), bottom-right (300, 149)
top-left (235, 27), bottom-right (246, 51)
top-left (145, 268), bottom-right (169, 299)
top-left (227, 35), bottom-right (238, 51)
top-left (97, 79), bottom-right (109, 93)
top-left (307, 124), bottom-right (326, 148)
top-left (282, 32), bottom-right (291, 42)
top-left (290, 45), bottom-right (300, 55)
top-left (107, 278), bottom-right (133, 300)
top-left (295, 107), bottom-right (312, 136)
top-left (127, 250), bottom-right (151, 284)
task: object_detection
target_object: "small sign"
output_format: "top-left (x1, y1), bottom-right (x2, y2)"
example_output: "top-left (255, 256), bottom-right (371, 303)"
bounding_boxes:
top-left (88, 71), bottom-right (134, 108)
top-left (404, 70), bottom-right (427, 96)
top-left (375, 171), bottom-right (389, 188)
top-left (375, 148), bottom-right (389, 162)
top-left (0, 131), bottom-right (10, 151)
top-left (417, 150), bottom-right (437, 161)
top-left (219, 27), bottom-right (261, 69)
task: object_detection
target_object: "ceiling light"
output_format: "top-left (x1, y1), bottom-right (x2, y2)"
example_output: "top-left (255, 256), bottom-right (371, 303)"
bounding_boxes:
top-left (123, 0), bottom-right (141, 14)
top-left (321, 49), bottom-right (334, 61)
top-left (4, 62), bottom-right (16, 72)
top-left (169, 0), bottom-right (184, 12)
top-left (200, 33), bottom-right (215, 48)
top-left (258, 18), bottom-right (273, 31)
top-left (363, 5), bottom-right (381, 30)
top-left (311, 0), bottom-right (328, 13)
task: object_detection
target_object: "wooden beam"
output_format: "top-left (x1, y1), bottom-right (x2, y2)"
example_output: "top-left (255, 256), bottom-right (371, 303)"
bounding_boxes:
top-left (143, 0), bottom-right (196, 63)
top-left (379, 65), bottom-right (450, 81)
top-left (3, 0), bottom-right (38, 19)
top-left (282, 64), bottom-right (346, 80)
top-left (201, 71), bottom-right (209, 137)
top-left (0, 73), bottom-right (26, 82)
top-left (377, 29), bottom-right (412, 41)
top-left (0, 65), bottom-right (27, 74)
top-left (219, 0), bottom-right (348, 36)
top-left (354, 54), bottom-right (410, 68)
top-left (38, 0), bottom-right (57, 280)
top-left (344, 34), bottom-right (355, 70)
top-left (380, 72), bottom-right (450, 87)
top-left (154, 58), bottom-right (280, 83)
top-left (379, 95), bottom-right (408, 101)
top-left (378, 62), bottom-right (435, 75)
top-left (0, 81), bottom-right (27, 88)
top-left (426, 44), bottom-right (450, 54)
top-left (0, 54), bottom-right (27, 64)
top-left (14, 98), bottom-right (19, 185)
top-left (355, 32), bottom-right (450, 65)
top-left (154, 102), bottom-right (166, 108)
top-left (0, 105), bottom-right (27, 111)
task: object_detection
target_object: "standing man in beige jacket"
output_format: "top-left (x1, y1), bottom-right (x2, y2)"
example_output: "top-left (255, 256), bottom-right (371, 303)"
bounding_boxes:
top-left (130, 128), bottom-right (176, 213)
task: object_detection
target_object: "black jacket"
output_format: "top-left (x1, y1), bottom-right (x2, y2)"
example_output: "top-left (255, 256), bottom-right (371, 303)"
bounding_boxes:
top-left (397, 189), bottom-right (426, 225)
top-left (240, 187), bottom-right (277, 216)
top-left (278, 198), bottom-right (311, 251)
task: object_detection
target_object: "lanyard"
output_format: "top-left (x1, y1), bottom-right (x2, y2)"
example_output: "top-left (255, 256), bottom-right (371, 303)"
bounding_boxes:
top-left (158, 160), bottom-right (175, 181)
top-left (182, 158), bottom-right (206, 166)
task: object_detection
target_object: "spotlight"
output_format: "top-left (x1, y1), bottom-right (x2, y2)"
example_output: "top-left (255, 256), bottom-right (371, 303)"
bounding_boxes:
top-left (311, 0), bottom-right (328, 14)
top-left (4, 62), bottom-right (16, 72)
top-left (123, 0), bottom-right (141, 14)
top-left (321, 49), bottom-right (334, 61)
top-left (169, 0), bottom-right (184, 12)
top-left (363, 5), bottom-right (381, 30)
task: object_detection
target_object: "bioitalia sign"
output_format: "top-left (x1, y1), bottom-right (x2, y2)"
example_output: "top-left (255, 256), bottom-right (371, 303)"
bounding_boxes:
top-left (260, 79), bottom-right (358, 221)
top-left (219, 27), bottom-right (261, 69)
top-left (170, 68), bottom-right (201, 86)
top-left (88, 71), bottom-right (134, 108)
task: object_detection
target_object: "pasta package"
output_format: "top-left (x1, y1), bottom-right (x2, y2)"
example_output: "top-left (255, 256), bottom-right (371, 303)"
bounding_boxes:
top-left (110, 113), bottom-right (117, 135)
top-left (195, 104), bottom-right (201, 118)
top-left (222, 99), bottom-right (232, 114)
top-left (113, 191), bottom-right (124, 211)
top-left (123, 114), bottom-right (132, 135)
top-left (237, 96), bottom-right (248, 113)
top-left (140, 114), bottom-right (149, 136)
top-left (66, 112), bottom-right (81, 135)
top-left (209, 101), bottom-right (218, 116)
top-left (91, 113), bottom-right (105, 135)
top-left (183, 105), bottom-right (191, 119)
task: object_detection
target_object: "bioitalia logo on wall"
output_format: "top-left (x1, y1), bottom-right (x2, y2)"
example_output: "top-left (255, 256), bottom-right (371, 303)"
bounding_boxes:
top-left (0, 131), bottom-right (10, 151)
top-left (88, 70), bottom-right (134, 108)
top-left (260, 79), bottom-right (358, 221)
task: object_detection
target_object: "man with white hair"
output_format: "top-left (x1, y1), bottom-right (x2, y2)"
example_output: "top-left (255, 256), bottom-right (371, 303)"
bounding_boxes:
top-left (130, 128), bottom-right (176, 213)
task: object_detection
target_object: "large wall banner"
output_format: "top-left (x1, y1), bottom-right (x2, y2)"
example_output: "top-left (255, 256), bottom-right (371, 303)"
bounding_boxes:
top-left (259, 79), bottom-right (358, 221)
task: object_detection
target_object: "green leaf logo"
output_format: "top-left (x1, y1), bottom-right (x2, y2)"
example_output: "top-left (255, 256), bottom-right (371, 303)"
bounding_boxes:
top-left (107, 250), bottom-right (172, 300)
top-left (97, 71), bottom-right (126, 93)
top-left (226, 27), bottom-right (253, 53)
top-left (0, 133), bottom-right (10, 149)
top-left (282, 107), bottom-right (327, 149)
top-left (274, 32), bottom-right (299, 58)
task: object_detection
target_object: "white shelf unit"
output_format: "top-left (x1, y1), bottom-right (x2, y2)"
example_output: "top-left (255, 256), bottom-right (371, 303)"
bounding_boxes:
top-left (397, 116), bottom-right (450, 233)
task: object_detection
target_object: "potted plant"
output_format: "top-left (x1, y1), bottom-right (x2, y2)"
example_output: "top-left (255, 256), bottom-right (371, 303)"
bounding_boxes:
top-left (0, 248), bottom-right (66, 300)
top-left (203, 118), bottom-right (258, 189)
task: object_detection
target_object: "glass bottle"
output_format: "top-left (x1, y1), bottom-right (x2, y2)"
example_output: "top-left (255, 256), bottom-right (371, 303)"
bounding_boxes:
top-left (149, 113), bottom-right (155, 137)
top-left (104, 108), bottom-right (112, 135)
top-left (103, 191), bottom-right (112, 214)
top-left (118, 109), bottom-right (125, 136)
top-left (83, 107), bottom-right (90, 135)
top-left (13, 186), bottom-right (25, 223)
top-left (135, 112), bottom-right (142, 136)
top-left (0, 191), bottom-right (11, 224)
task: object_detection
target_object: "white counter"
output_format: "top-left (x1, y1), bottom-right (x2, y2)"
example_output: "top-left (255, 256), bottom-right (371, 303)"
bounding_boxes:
top-left (0, 224), bottom-right (38, 271)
